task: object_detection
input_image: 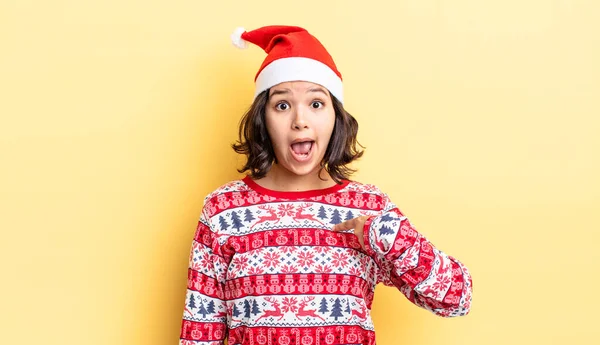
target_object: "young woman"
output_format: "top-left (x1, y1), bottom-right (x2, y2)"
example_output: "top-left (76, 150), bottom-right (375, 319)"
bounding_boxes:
top-left (179, 25), bottom-right (473, 345)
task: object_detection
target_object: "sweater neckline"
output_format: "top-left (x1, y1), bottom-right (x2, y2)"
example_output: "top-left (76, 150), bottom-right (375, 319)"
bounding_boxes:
top-left (242, 175), bottom-right (350, 199)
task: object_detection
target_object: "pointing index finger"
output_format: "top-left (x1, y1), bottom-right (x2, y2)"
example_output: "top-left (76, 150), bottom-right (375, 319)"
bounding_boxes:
top-left (332, 219), bottom-right (353, 232)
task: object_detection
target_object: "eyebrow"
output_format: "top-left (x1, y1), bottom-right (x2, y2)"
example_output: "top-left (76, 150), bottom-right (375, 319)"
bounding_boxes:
top-left (307, 87), bottom-right (328, 96)
top-left (269, 88), bottom-right (291, 97)
top-left (269, 87), bottom-right (329, 97)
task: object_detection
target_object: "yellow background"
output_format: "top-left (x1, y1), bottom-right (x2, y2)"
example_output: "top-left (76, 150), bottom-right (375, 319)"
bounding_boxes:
top-left (1, 1), bottom-right (599, 344)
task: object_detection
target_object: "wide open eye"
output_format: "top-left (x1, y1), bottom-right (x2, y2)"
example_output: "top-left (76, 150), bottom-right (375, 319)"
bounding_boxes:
top-left (311, 101), bottom-right (324, 109)
top-left (276, 102), bottom-right (290, 111)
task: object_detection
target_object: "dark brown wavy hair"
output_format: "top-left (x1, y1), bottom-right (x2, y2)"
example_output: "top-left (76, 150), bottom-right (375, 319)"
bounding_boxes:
top-left (232, 88), bottom-right (364, 184)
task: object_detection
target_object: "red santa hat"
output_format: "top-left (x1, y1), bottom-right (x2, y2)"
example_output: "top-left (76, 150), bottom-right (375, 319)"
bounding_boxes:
top-left (231, 25), bottom-right (344, 104)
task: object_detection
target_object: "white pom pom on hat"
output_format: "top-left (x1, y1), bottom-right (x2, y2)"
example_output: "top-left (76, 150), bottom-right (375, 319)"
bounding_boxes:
top-left (230, 25), bottom-right (344, 104)
top-left (230, 27), bottom-right (248, 49)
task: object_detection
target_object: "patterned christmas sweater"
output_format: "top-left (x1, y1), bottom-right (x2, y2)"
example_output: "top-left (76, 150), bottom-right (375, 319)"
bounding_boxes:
top-left (179, 176), bottom-right (473, 345)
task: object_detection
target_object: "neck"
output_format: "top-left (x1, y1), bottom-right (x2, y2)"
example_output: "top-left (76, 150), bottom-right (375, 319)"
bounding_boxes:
top-left (260, 163), bottom-right (337, 191)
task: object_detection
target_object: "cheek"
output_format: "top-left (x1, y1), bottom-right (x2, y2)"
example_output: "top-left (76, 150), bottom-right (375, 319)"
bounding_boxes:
top-left (321, 131), bottom-right (334, 149)
top-left (270, 133), bottom-right (286, 150)
top-left (265, 116), bottom-right (286, 149)
top-left (319, 111), bottom-right (336, 143)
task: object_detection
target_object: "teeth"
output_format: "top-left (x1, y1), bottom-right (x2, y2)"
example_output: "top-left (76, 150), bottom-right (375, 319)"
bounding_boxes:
top-left (291, 141), bottom-right (313, 157)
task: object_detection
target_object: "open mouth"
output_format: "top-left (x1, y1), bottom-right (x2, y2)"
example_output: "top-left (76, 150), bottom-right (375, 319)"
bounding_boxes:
top-left (290, 140), bottom-right (314, 161)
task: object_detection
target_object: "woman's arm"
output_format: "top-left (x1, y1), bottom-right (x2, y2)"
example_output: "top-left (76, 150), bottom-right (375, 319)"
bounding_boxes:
top-left (334, 193), bottom-right (473, 317)
top-left (179, 206), bottom-right (228, 344)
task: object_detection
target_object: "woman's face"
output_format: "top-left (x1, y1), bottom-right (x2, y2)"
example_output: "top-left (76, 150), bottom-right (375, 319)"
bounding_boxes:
top-left (265, 81), bottom-right (336, 178)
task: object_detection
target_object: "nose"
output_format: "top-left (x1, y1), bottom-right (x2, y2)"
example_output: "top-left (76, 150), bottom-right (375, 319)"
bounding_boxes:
top-left (292, 106), bottom-right (309, 130)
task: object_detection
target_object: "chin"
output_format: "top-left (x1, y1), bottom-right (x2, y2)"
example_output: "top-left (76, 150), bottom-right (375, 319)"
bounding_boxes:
top-left (279, 158), bottom-right (323, 177)
top-left (286, 165), bottom-right (320, 177)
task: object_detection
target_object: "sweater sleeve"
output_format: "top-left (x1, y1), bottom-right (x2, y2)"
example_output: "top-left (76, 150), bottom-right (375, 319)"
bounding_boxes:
top-left (363, 194), bottom-right (473, 317)
top-left (179, 204), bottom-right (228, 344)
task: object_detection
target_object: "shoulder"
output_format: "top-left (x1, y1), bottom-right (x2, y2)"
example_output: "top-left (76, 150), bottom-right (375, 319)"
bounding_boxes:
top-left (197, 178), bottom-right (253, 218)
top-left (202, 178), bottom-right (248, 204)
top-left (345, 179), bottom-right (388, 197)
top-left (193, 179), bottom-right (247, 240)
top-left (204, 179), bottom-right (248, 207)
top-left (340, 180), bottom-right (392, 211)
